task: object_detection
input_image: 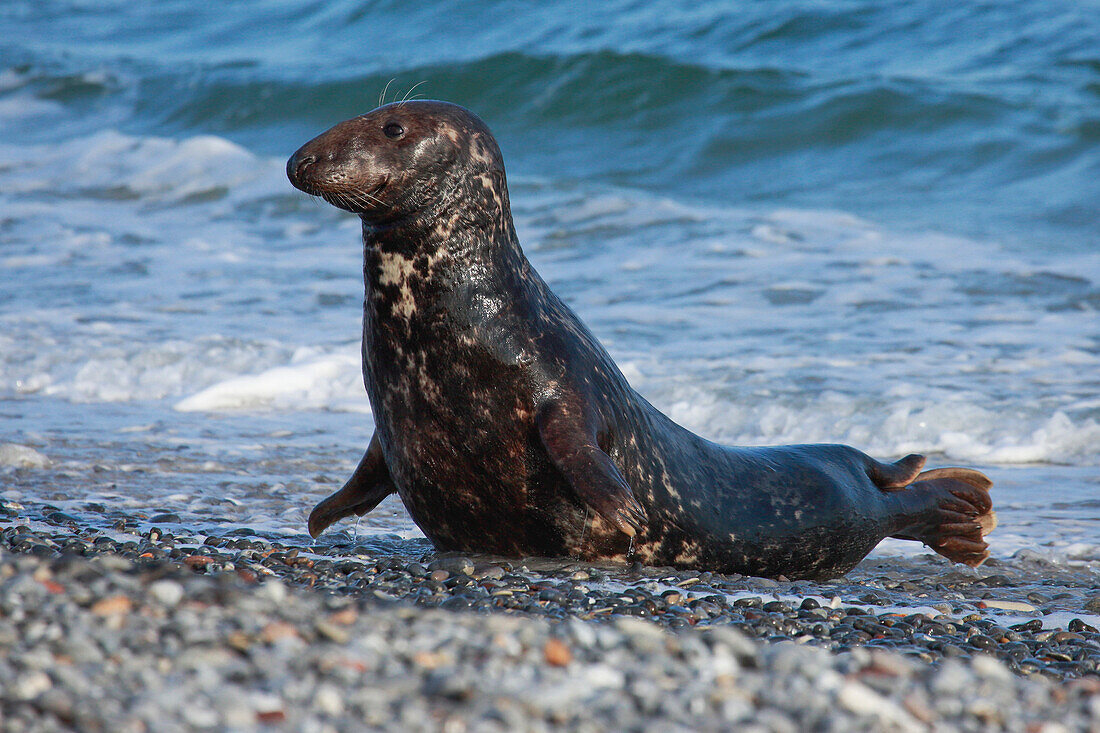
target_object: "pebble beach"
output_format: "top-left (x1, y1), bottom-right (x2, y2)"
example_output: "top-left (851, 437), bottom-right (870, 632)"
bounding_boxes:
top-left (3, 496), bottom-right (1100, 731)
top-left (4, 0), bottom-right (1100, 730)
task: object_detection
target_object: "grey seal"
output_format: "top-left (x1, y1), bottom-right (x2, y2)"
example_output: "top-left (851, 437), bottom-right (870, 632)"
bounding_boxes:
top-left (287, 100), bottom-right (996, 579)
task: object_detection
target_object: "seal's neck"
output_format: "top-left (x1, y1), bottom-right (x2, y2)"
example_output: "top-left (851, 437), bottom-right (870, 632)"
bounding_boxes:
top-left (359, 173), bottom-right (535, 306)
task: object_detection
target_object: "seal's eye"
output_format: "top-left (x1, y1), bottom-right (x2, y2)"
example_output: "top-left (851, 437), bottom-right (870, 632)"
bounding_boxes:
top-left (383, 122), bottom-right (405, 139)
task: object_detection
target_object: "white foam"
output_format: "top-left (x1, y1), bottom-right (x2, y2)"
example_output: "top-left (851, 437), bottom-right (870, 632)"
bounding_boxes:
top-left (0, 444), bottom-right (51, 469)
top-left (649, 379), bottom-right (1100, 465)
top-left (0, 128), bottom-right (285, 204)
top-left (175, 346), bottom-right (369, 414)
top-left (2, 146), bottom-right (1098, 471)
top-left (25, 337), bottom-right (293, 404)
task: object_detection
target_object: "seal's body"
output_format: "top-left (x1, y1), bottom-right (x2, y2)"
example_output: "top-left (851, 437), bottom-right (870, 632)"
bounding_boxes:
top-left (289, 101), bottom-right (995, 579)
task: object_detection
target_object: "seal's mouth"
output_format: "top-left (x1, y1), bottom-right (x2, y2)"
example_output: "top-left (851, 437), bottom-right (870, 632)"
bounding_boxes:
top-left (367, 177), bottom-right (387, 200)
top-left (292, 172), bottom-right (390, 215)
top-left (317, 178), bottom-right (388, 214)
top-left (286, 147), bottom-right (389, 214)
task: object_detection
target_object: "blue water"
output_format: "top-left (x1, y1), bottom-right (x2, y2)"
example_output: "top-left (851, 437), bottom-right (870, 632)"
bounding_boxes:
top-left (6, 1), bottom-right (1100, 247)
top-left (2, 1), bottom-right (1099, 564)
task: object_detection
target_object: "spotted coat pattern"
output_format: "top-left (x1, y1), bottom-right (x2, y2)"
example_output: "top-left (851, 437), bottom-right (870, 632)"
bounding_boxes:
top-left (287, 101), bottom-right (993, 580)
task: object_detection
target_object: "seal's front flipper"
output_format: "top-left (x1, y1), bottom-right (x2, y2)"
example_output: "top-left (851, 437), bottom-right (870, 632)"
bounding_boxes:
top-left (308, 433), bottom-right (396, 538)
top-left (891, 467), bottom-right (996, 567)
top-left (537, 402), bottom-right (647, 537)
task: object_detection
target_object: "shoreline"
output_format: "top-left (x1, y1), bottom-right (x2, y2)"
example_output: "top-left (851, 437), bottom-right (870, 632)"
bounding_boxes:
top-left (3, 507), bottom-right (1100, 730)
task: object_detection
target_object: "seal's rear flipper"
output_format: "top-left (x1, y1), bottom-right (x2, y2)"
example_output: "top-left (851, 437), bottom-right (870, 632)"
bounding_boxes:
top-left (891, 467), bottom-right (996, 567)
top-left (867, 453), bottom-right (926, 490)
top-left (308, 433), bottom-right (396, 538)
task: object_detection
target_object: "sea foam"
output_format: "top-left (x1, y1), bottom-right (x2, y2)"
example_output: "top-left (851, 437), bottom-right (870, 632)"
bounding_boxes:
top-left (175, 347), bottom-right (368, 413)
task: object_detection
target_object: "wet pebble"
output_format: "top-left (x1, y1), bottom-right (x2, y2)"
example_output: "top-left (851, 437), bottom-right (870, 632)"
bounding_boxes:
top-left (4, 508), bottom-right (1100, 733)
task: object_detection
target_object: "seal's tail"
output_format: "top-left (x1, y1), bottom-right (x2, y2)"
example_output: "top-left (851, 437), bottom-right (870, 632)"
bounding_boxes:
top-left (890, 467), bottom-right (996, 567)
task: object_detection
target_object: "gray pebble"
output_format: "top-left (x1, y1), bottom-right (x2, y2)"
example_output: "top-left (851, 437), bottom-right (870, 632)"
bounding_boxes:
top-left (5, 510), bottom-right (1100, 732)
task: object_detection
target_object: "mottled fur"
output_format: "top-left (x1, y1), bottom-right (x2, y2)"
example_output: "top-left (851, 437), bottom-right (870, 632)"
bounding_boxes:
top-left (288, 101), bottom-right (995, 579)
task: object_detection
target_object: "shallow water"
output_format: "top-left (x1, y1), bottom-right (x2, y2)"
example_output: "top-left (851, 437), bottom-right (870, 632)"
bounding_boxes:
top-left (2, 0), bottom-right (1098, 572)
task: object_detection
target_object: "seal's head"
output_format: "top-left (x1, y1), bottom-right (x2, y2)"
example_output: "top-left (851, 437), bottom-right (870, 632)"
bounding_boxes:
top-left (287, 100), bottom-right (506, 225)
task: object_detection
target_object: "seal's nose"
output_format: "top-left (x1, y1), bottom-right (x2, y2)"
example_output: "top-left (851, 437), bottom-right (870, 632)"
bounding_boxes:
top-left (287, 151), bottom-right (318, 188)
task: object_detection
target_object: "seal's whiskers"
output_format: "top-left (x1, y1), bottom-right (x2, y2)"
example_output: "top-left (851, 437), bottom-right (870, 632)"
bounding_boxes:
top-left (378, 78), bottom-right (395, 108)
top-left (356, 189), bottom-right (387, 208)
top-left (345, 188), bottom-right (386, 210)
top-left (398, 81), bottom-right (427, 108)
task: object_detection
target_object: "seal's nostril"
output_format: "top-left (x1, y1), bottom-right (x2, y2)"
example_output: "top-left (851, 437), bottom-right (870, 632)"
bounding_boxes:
top-left (295, 154), bottom-right (317, 180)
top-left (287, 152), bottom-right (318, 186)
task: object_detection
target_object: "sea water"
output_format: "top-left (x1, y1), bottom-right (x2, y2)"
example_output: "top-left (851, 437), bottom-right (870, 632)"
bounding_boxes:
top-left (1, 1), bottom-right (1098, 567)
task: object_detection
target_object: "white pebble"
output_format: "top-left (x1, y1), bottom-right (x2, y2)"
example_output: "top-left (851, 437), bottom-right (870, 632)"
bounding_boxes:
top-left (259, 578), bottom-right (287, 603)
top-left (149, 579), bottom-right (184, 607)
top-left (13, 670), bottom-right (52, 700)
top-left (1038, 724), bottom-right (1069, 733)
top-left (721, 697), bottom-right (752, 721)
top-left (567, 617), bottom-right (597, 648)
top-left (981, 600), bottom-right (1037, 612)
top-left (314, 684), bottom-right (344, 716)
top-left (837, 680), bottom-right (882, 715)
top-left (584, 663), bottom-right (625, 689)
top-left (613, 616), bottom-right (665, 640)
top-left (182, 704), bottom-right (220, 728)
top-left (837, 681), bottom-right (923, 733)
top-left (707, 626), bottom-right (758, 659)
top-left (932, 659), bottom-right (971, 696)
top-left (251, 691), bottom-right (284, 713)
top-left (970, 654), bottom-right (1011, 681)
top-left (710, 646), bottom-right (739, 677)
